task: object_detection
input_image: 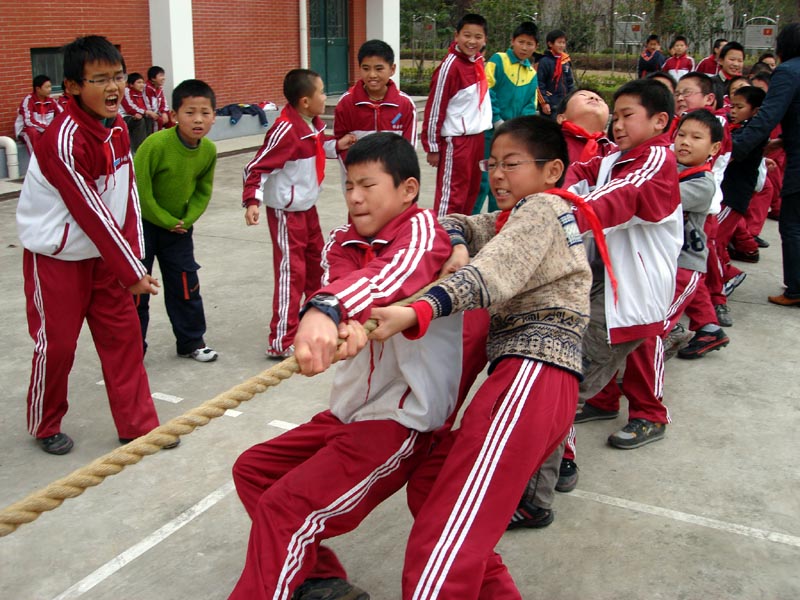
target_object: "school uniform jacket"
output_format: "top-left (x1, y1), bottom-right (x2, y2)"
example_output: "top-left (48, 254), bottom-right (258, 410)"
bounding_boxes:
top-left (696, 55), bottom-right (720, 75)
top-left (662, 55), bottom-right (695, 80)
top-left (16, 101), bottom-right (147, 288)
top-left (144, 81), bottom-right (168, 115)
top-left (120, 86), bottom-right (147, 118)
top-left (567, 133), bottom-right (682, 343)
top-left (422, 42), bottom-right (493, 153)
top-left (562, 126), bottom-right (617, 166)
top-left (242, 104), bottom-right (337, 211)
top-left (333, 79), bottom-right (417, 146)
top-left (537, 51), bottom-right (576, 111)
top-left (316, 205), bottom-right (462, 432)
top-left (15, 94), bottom-right (63, 137)
top-left (486, 48), bottom-right (538, 123)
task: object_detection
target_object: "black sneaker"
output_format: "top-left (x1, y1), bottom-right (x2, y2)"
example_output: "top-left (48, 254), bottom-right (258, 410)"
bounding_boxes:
top-left (715, 304), bottom-right (733, 327)
top-left (555, 458), bottom-right (578, 493)
top-left (507, 500), bottom-right (554, 530)
top-left (37, 432), bottom-right (74, 455)
top-left (677, 328), bottom-right (730, 359)
top-left (754, 235), bottom-right (770, 248)
top-left (292, 578), bottom-right (370, 600)
top-left (574, 403), bottom-right (618, 423)
top-left (119, 437), bottom-right (181, 449)
top-left (728, 247), bottom-right (759, 263)
top-left (608, 419), bottom-right (665, 449)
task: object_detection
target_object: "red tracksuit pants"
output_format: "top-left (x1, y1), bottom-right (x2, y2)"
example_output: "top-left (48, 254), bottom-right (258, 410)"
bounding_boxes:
top-left (266, 207), bottom-right (324, 354)
top-left (584, 268), bottom-right (708, 425)
top-left (403, 358), bottom-right (577, 599)
top-left (23, 251), bottom-right (159, 439)
top-left (229, 411), bottom-right (432, 600)
top-left (433, 134), bottom-right (484, 218)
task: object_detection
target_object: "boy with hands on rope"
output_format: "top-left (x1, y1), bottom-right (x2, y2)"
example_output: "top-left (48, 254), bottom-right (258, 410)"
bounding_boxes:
top-left (229, 133), bottom-right (463, 600)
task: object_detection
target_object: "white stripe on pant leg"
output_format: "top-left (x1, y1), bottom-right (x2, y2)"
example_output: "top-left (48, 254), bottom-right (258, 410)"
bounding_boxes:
top-left (413, 361), bottom-right (542, 599)
top-left (274, 432), bottom-right (419, 600)
top-left (437, 140), bottom-right (455, 218)
top-left (29, 254), bottom-right (47, 436)
top-left (275, 211), bottom-right (291, 352)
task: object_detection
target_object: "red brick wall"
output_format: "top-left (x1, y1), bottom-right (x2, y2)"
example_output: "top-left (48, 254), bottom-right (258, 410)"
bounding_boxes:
top-left (1, 0), bottom-right (152, 138)
top-left (349, 0), bottom-right (367, 87)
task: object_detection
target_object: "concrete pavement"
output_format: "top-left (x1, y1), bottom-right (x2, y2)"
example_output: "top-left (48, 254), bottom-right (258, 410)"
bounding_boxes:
top-left (0, 136), bottom-right (798, 599)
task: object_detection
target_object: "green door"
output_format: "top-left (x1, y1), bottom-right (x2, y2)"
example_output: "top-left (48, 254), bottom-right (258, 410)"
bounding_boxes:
top-left (309, 0), bottom-right (349, 94)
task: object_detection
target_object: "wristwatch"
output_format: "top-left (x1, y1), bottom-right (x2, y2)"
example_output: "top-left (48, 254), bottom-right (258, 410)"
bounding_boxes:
top-left (306, 293), bottom-right (343, 325)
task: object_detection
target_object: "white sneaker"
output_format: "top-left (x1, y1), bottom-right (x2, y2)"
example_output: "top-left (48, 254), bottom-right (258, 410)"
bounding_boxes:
top-left (179, 347), bottom-right (219, 362)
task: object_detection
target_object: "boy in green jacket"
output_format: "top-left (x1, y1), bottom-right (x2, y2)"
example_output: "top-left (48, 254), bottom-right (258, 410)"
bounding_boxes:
top-left (474, 21), bottom-right (541, 213)
top-left (133, 79), bottom-right (219, 362)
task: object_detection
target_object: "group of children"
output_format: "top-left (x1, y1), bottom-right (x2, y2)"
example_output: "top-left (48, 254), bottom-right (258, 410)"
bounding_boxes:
top-left (13, 19), bottom-right (793, 600)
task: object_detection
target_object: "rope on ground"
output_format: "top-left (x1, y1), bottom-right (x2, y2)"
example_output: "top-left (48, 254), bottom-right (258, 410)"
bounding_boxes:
top-left (0, 317), bottom-right (385, 538)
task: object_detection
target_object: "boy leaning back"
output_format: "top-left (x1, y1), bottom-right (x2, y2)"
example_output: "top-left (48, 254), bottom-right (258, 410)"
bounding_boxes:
top-left (133, 79), bottom-right (219, 363)
top-left (242, 69), bottom-right (354, 359)
top-left (16, 35), bottom-right (162, 455)
top-left (334, 39), bottom-right (417, 148)
top-left (422, 13), bottom-right (492, 217)
top-left (229, 134), bottom-right (462, 600)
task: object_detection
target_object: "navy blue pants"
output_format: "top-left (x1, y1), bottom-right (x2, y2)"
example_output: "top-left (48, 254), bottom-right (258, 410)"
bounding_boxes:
top-left (780, 190), bottom-right (800, 298)
top-left (135, 221), bottom-right (207, 355)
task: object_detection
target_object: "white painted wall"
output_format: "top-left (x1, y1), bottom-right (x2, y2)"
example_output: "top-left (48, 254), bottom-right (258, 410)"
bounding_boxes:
top-left (149, 0), bottom-right (196, 105)
top-left (366, 0), bottom-right (401, 86)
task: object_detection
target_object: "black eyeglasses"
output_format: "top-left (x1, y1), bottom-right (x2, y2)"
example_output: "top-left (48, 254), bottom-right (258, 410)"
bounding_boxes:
top-left (478, 158), bottom-right (555, 172)
top-left (83, 74), bottom-right (127, 87)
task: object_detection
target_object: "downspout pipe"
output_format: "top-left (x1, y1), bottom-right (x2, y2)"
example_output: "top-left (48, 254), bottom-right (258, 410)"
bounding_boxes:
top-left (0, 137), bottom-right (20, 180)
top-left (299, 0), bottom-right (309, 68)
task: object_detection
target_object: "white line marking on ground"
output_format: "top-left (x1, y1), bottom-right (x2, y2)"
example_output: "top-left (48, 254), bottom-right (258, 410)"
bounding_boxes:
top-left (51, 481), bottom-right (235, 600)
top-left (567, 489), bottom-right (800, 548)
top-left (151, 392), bottom-right (183, 403)
top-left (224, 409), bottom-right (242, 417)
top-left (268, 419), bottom-right (298, 430)
top-left (95, 380), bottom-right (104, 386)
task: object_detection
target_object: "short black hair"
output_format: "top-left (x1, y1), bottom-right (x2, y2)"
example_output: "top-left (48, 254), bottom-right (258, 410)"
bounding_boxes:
top-left (494, 116), bottom-right (569, 187)
top-left (344, 132), bottom-right (421, 201)
top-left (614, 79), bottom-right (674, 130)
top-left (127, 72), bottom-right (144, 86)
top-left (646, 71), bottom-right (677, 92)
top-left (724, 75), bottom-right (749, 97)
top-left (556, 87), bottom-right (605, 115)
top-left (33, 74), bottom-right (51, 91)
top-left (758, 51), bottom-right (776, 63)
top-left (679, 71), bottom-right (714, 95)
top-left (732, 85), bottom-right (766, 109)
top-left (62, 35), bottom-right (123, 84)
top-left (712, 38), bottom-right (728, 52)
top-left (710, 78), bottom-right (726, 109)
top-left (748, 61), bottom-right (773, 78)
top-left (147, 65), bottom-right (165, 81)
top-left (777, 22), bottom-right (800, 61)
top-left (172, 79), bottom-right (216, 111)
top-left (512, 21), bottom-right (538, 41)
top-left (677, 109), bottom-right (724, 143)
top-left (358, 39), bottom-right (394, 65)
top-left (547, 30), bottom-right (566, 45)
top-left (283, 68), bottom-right (321, 107)
top-left (751, 72), bottom-right (772, 87)
top-left (719, 41), bottom-right (744, 60)
top-left (456, 13), bottom-right (487, 35)
top-left (646, 34), bottom-right (660, 44)
top-left (670, 35), bottom-right (689, 48)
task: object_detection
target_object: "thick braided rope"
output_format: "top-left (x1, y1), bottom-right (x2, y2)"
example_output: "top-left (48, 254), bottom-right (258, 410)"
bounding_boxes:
top-left (0, 280), bottom-right (435, 538)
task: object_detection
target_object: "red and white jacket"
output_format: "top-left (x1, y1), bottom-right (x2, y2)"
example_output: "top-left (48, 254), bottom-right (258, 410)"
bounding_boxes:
top-left (120, 86), bottom-right (147, 118)
top-left (334, 79), bottom-right (417, 148)
top-left (662, 55), bottom-right (695, 80)
top-left (422, 42), bottom-right (493, 153)
top-left (561, 121), bottom-right (617, 166)
top-left (16, 102), bottom-right (146, 288)
top-left (144, 81), bottom-right (168, 115)
top-left (567, 133), bottom-right (682, 343)
top-left (696, 54), bottom-right (720, 75)
top-left (242, 104), bottom-right (337, 211)
top-left (317, 205), bottom-right (462, 431)
top-left (14, 94), bottom-right (63, 137)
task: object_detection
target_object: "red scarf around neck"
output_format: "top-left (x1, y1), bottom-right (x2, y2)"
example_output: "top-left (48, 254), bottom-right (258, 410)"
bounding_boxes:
top-left (561, 121), bottom-right (605, 162)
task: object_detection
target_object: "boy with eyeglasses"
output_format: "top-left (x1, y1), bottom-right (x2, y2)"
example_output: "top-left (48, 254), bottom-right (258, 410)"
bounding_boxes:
top-left (16, 35), bottom-right (163, 455)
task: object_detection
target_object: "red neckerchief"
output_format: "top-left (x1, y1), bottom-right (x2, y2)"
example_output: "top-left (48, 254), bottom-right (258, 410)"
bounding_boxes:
top-left (678, 163), bottom-right (712, 181)
top-left (561, 121), bottom-right (605, 162)
top-left (475, 57), bottom-right (488, 107)
top-left (495, 209), bottom-right (511, 233)
top-left (728, 121), bottom-right (742, 131)
top-left (314, 132), bottom-right (325, 185)
top-left (641, 49), bottom-right (653, 61)
top-left (552, 52), bottom-right (564, 82)
top-left (545, 187), bottom-right (619, 304)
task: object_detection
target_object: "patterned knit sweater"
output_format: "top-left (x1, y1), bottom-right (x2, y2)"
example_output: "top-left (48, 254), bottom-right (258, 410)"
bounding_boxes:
top-left (134, 128), bottom-right (217, 230)
top-left (422, 192), bottom-right (591, 377)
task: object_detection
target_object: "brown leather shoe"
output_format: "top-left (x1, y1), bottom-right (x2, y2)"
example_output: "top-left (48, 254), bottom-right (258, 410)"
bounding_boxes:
top-left (768, 293), bottom-right (800, 306)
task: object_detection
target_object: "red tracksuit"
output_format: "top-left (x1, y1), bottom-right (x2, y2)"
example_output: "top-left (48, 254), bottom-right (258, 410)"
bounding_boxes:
top-left (144, 81), bottom-right (169, 131)
top-left (16, 102), bottom-right (159, 440)
top-left (15, 93), bottom-right (63, 153)
top-left (242, 105), bottom-right (338, 355)
top-left (422, 42), bottom-right (493, 217)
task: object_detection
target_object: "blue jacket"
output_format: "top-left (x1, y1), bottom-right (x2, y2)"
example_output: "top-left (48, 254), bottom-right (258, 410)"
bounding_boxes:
top-left (537, 51), bottom-right (575, 112)
top-left (732, 56), bottom-right (800, 196)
